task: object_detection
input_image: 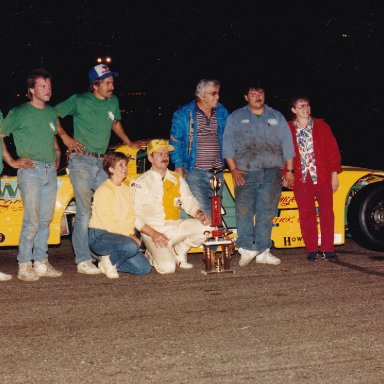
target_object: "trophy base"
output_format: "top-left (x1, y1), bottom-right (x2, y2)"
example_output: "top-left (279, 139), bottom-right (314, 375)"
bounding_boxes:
top-left (201, 269), bottom-right (235, 275)
top-left (201, 239), bottom-right (235, 275)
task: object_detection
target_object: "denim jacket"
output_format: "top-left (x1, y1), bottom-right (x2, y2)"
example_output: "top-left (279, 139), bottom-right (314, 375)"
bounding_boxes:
top-left (169, 100), bottom-right (229, 171)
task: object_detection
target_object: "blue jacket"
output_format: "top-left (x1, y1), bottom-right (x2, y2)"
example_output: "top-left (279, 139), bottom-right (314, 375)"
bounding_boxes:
top-left (169, 100), bottom-right (229, 171)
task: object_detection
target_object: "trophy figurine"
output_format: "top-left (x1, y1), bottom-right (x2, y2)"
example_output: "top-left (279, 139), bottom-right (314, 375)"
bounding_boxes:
top-left (201, 169), bottom-right (235, 275)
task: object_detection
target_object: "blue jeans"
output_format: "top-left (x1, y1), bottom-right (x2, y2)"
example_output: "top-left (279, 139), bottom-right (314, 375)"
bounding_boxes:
top-left (235, 168), bottom-right (281, 253)
top-left (89, 228), bottom-right (152, 275)
top-left (17, 162), bottom-right (57, 263)
top-left (69, 153), bottom-right (108, 264)
top-left (185, 169), bottom-right (224, 217)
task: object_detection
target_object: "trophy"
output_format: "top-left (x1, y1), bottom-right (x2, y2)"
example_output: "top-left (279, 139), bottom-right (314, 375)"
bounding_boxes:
top-left (201, 169), bottom-right (235, 275)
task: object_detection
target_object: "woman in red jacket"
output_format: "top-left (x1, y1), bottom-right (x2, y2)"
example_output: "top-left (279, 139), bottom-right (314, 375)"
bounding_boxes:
top-left (286, 97), bottom-right (342, 262)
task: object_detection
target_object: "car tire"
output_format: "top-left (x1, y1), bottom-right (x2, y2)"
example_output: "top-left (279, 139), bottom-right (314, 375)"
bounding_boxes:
top-left (347, 181), bottom-right (384, 251)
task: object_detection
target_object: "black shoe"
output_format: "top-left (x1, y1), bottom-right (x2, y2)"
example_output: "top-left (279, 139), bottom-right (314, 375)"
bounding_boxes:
top-left (307, 252), bottom-right (318, 262)
top-left (322, 252), bottom-right (337, 262)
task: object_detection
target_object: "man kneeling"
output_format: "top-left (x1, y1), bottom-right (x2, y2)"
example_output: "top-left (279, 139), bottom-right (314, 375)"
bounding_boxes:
top-left (131, 139), bottom-right (211, 274)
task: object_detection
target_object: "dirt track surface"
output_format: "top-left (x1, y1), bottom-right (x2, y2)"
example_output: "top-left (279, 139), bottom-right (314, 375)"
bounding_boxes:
top-left (1, 239), bottom-right (383, 384)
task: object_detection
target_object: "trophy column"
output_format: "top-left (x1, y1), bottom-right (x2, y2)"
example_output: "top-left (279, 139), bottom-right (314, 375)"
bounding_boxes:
top-left (201, 170), bottom-right (235, 275)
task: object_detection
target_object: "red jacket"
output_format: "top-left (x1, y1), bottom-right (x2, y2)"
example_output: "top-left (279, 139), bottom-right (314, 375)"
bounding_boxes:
top-left (287, 118), bottom-right (342, 186)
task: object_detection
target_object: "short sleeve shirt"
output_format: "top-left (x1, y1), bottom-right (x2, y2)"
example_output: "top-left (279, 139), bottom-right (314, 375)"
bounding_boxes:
top-left (1, 103), bottom-right (57, 162)
top-left (55, 92), bottom-right (121, 154)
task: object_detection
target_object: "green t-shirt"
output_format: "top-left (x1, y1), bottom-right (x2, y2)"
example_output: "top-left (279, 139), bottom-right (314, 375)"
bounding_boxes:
top-left (55, 92), bottom-right (121, 154)
top-left (1, 103), bottom-right (57, 162)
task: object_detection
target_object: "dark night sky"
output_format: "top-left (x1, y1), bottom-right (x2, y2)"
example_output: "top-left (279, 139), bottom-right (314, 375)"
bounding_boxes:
top-left (1, 0), bottom-right (383, 168)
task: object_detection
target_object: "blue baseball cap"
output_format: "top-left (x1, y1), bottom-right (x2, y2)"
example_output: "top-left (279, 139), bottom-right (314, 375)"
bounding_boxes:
top-left (88, 64), bottom-right (119, 82)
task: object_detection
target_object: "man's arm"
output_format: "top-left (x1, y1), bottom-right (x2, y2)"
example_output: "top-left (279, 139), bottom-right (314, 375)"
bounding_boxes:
top-left (169, 109), bottom-right (187, 176)
top-left (225, 157), bottom-right (247, 186)
top-left (282, 157), bottom-right (294, 188)
top-left (139, 224), bottom-right (169, 248)
top-left (56, 117), bottom-right (84, 152)
top-left (54, 136), bottom-right (61, 170)
top-left (2, 137), bottom-right (34, 169)
top-left (112, 120), bottom-right (148, 149)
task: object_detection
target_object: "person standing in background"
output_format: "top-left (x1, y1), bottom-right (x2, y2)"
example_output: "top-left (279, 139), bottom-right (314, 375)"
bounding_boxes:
top-left (223, 83), bottom-right (295, 267)
top-left (169, 79), bottom-right (229, 217)
top-left (286, 96), bottom-right (342, 262)
top-left (2, 68), bottom-right (62, 281)
top-left (55, 64), bottom-right (148, 275)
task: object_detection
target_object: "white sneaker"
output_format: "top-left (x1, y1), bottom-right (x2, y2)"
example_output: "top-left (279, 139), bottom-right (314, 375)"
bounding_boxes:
top-left (99, 256), bottom-right (119, 279)
top-left (18, 262), bottom-right (39, 281)
top-left (256, 248), bottom-right (281, 265)
top-left (174, 244), bottom-right (193, 269)
top-left (34, 259), bottom-right (62, 278)
top-left (0, 271), bottom-right (12, 281)
top-left (238, 248), bottom-right (258, 267)
top-left (176, 258), bottom-right (194, 269)
top-left (77, 260), bottom-right (101, 275)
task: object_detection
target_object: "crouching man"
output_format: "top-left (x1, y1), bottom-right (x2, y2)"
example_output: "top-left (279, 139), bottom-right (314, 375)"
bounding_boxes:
top-left (131, 139), bottom-right (211, 274)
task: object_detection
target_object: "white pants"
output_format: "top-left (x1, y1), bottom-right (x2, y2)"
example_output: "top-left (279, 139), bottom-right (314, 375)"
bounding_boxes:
top-left (142, 219), bottom-right (209, 274)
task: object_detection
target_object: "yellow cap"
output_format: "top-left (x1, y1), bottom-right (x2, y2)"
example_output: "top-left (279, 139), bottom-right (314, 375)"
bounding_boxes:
top-left (147, 139), bottom-right (175, 155)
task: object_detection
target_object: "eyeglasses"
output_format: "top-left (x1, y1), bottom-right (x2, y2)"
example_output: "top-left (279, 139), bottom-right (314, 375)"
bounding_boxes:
top-left (296, 104), bottom-right (310, 110)
top-left (206, 91), bottom-right (219, 97)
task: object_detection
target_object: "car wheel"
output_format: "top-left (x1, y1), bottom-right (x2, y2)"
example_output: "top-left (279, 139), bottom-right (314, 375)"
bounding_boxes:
top-left (347, 182), bottom-right (384, 251)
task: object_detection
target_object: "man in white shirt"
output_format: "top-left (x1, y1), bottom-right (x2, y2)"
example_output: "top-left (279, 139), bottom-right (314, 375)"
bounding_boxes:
top-left (131, 139), bottom-right (211, 274)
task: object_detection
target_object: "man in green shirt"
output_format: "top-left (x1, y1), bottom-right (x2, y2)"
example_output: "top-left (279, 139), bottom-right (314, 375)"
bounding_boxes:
top-left (55, 64), bottom-right (147, 274)
top-left (2, 68), bottom-right (62, 281)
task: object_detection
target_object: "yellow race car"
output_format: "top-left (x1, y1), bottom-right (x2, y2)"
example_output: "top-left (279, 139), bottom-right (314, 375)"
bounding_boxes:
top-left (1, 145), bottom-right (384, 251)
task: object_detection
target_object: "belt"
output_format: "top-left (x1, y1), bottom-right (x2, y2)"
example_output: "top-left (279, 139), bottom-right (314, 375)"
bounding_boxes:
top-left (68, 149), bottom-right (105, 159)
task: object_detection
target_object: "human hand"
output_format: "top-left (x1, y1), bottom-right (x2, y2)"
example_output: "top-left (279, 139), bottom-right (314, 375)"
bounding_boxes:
top-left (10, 157), bottom-right (34, 169)
top-left (151, 230), bottom-right (169, 248)
top-left (62, 135), bottom-right (85, 153)
top-left (130, 139), bottom-right (150, 149)
top-left (175, 167), bottom-right (184, 177)
top-left (197, 212), bottom-right (211, 226)
top-left (231, 168), bottom-right (247, 186)
top-left (282, 172), bottom-right (294, 189)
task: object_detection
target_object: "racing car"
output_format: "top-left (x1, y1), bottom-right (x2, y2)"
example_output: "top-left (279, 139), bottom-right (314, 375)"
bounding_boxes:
top-left (1, 145), bottom-right (384, 251)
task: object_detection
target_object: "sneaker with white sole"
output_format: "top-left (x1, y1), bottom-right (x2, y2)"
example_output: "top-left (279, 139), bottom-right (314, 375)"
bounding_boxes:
top-left (0, 271), bottom-right (12, 281)
top-left (18, 262), bottom-right (39, 281)
top-left (34, 259), bottom-right (62, 278)
top-left (77, 260), bottom-right (101, 275)
top-left (238, 248), bottom-right (258, 267)
top-left (256, 248), bottom-right (281, 265)
top-left (173, 244), bottom-right (193, 269)
top-left (176, 258), bottom-right (194, 269)
top-left (99, 255), bottom-right (119, 279)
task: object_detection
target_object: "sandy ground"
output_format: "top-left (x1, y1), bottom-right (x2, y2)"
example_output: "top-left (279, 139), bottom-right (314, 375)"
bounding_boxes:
top-left (0, 238), bottom-right (383, 384)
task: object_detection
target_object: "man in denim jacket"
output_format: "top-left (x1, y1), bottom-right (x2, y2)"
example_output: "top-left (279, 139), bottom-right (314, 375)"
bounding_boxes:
top-left (223, 84), bottom-right (295, 267)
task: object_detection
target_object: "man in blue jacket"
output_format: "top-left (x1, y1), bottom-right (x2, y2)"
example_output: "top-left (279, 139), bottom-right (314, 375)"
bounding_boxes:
top-left (169, 79), bottom-right (229, 218)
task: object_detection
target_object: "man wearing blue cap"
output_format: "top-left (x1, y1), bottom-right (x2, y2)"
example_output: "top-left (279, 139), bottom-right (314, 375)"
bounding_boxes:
top-left (55, 64), bottom-right (147, 275)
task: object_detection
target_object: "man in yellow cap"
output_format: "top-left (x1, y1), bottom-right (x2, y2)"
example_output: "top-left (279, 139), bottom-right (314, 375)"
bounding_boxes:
top-left (131, 139), bottom-right (211, 274)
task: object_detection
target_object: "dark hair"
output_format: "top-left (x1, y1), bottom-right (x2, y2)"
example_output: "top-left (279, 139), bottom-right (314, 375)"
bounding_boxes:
top-left (26, 68), bottom-right (51, 99)
top-left (103, 151), bottom-right (128, 177)
top-left (89, 79), bottom-right (103, 92)
top-left (243, 82), bottom-right (265, 96)
top-left (289, 96), bottom-right (310, 109)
